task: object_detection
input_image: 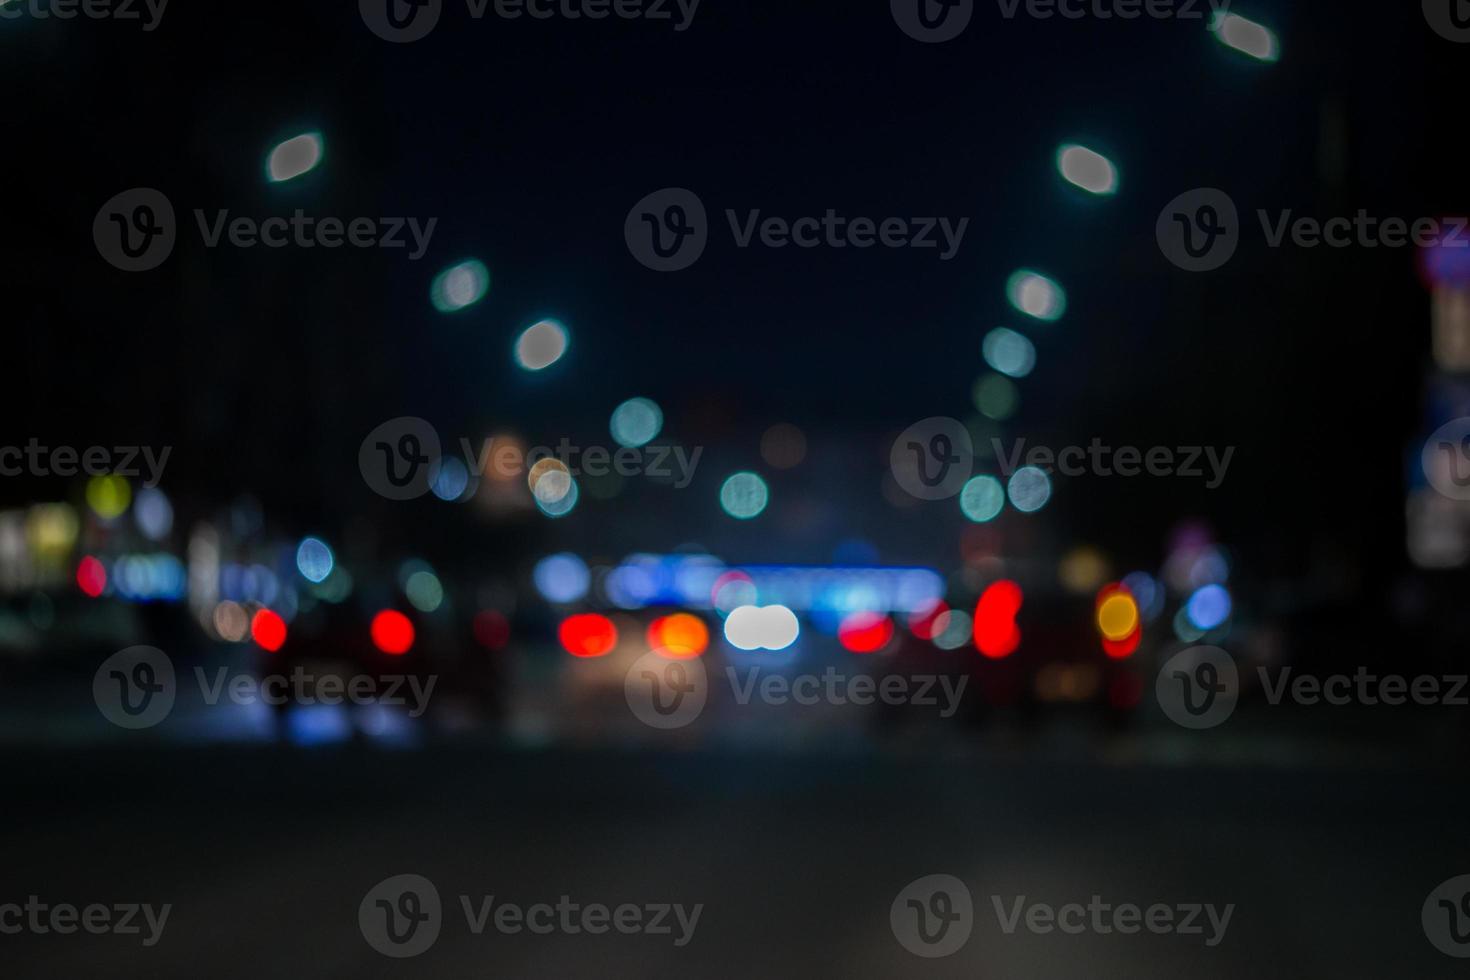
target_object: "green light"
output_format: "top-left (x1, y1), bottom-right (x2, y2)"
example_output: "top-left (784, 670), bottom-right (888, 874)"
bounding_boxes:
top-left (973, 373), bottom-right (1018, 421)
top-left (720, 472), bottom-right (769, 520)
top-left (1056, 143), bottom-right (1118, 195)
top-left (1212, 12), bottom-right (1279, 63)
top-left (266, 132), bottom-right (323, 183)
top-left (430, 259), bottom-right (490, 313)
top-left (960, 476), bottom-right (1005, 523)
top-left (1006, 269), bottom-right (1066, 322)
top-left (982, 327), bottom-right (1036, 378)
top-left (610, 398), bottom-right (664, 449)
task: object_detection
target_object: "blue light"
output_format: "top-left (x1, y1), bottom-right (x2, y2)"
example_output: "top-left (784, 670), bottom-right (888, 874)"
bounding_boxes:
top-left (1007, 466), bottom-right (1052, 513)
top-left (610, 397), bottom-right (664, 448)
top-left (296, 537), bottom-right (334, 584)
top-left (982, 327), bottom-right (1037, 379)
top-left (605, 561), bottom-right (659, 609)
top-left (134, 487), bottom-right (174, 541)
top-left (284, 704), bottom-right (353, 747)
top-left (430, 456), bottom-right (471, 501)
top-left (1185, 584), bottom-right (1232, 630)
top-left (533, 553), bottom-right (591, 604)
top-left (960, 475), bottom-right (1005, 522)
top-left (430, 259), bottom-right (490, 314)
top-left (110, 554), bottom-right (187, 603)
top-left (732, 566), bottom-right (944, 615)
top-left (536, 476), bottom-right (579, 517)
top-left (266, 132), bottom-right (323, 183)
top-left (1121, 571), bottom-right (1162, 621)
top-left (720, 472), bottom-right (769, 519)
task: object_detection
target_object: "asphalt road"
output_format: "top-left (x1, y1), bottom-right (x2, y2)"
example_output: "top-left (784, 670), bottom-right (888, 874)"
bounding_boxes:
top-left (4, 744), bottom-right (1469, 979)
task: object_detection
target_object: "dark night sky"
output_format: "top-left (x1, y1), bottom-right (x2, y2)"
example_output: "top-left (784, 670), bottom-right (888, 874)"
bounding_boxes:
top-left (2, 0), bottom-right (1462, 583)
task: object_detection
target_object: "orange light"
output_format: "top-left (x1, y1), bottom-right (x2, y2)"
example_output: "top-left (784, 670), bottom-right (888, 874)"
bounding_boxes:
top-left (1095, 582), bottom-right (1141, 657)
top-left (250, 609), bottom-right (287, 652)
top-left (1095, 583), bottom-right (1140, 641)
top-left (838, 611), bottom-right (894, 653)
top-left (371, 609), bottom-right (416, 655)
top-left (647, 613), bottom-right (709, 659)
top-left (559, 613), bottom-right (618, 658)
top-left (974, 580), bottom-right (1023, 658)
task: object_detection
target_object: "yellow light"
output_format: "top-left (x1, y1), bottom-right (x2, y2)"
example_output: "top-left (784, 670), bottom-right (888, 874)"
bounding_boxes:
top-left (1097, 593), bottom-right (1140, 641)
top-left (1059, 546), bottom-right (1109, 594)
top-left (26, 504), bottom-right (79, 556)
top-left (86, 475), bottom-right (131, 520)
